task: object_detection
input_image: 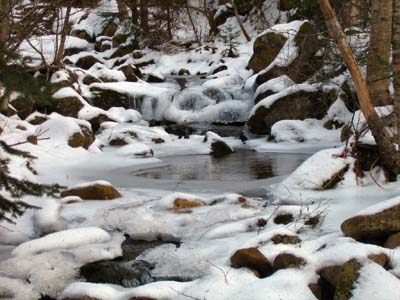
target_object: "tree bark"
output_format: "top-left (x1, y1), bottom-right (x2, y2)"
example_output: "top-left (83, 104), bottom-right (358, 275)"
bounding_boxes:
top-left (393, 0), bottom-right (400, 146)
top-left (54, 5), bottom-right (72, 67)
top-left (230, 0), bottom-right (251, 42)
top-left (0, 0), bottom-right (12, 45)
top-left (320, 0), bottom-right (400, 177)
top-left (342, 0), bottom-right (359, 28)
top-left (140, 0), bottom-right (149, 34)
top-left (186, 4), bottom-right (201, 44)
top-left (366, 0), bottom-right (393, 106)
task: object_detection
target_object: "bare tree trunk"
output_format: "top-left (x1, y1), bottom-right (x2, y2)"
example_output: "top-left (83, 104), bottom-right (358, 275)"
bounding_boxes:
top-left (186, 4), bottom-right (200, 44)
top-left (366, 0), bottom-right (393, 106)
top-left (0, 0), bottom-right (12, 45)
top-left (393, 0), bottom-right (400, 145)
top-left (54, 5), bottom-right (72, 67)
top-left (230, 0), bottom-right (251, 42)
top-left (320, 0), bottom-right (400, 177)
top-left (342, 0), bottom-right (360, 28)
top-left (166, 2), bottom-right (173, 41)
top-left (140, 0), bottom-right (149, 34)
top-left (117, 0), bottom-right (129, 21)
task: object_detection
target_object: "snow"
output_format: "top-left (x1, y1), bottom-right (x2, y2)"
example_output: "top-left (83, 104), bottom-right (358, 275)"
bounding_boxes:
top-left (12, 227), bottom-right (111, 256)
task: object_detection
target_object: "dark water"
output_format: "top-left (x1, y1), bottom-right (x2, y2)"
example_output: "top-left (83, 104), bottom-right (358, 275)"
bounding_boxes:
top-left (132, 150), bottom-right (309, 182)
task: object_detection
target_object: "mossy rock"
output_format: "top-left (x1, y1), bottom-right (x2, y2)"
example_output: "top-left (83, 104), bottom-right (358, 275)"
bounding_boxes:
top-left (61, 182), bottom-right (121, 200)
top-left (90, 86), bottom-right (142, 110)
top-left (248, 32), bottom-right (287, 73)
top-left (83, 74), bottom-right (101, 85)
top-left (28, 115), bottom-right (48, 125)
top-left (273, 253), bottom-right (306, 270)
top-left (52, 96), bottom-right (84, 118)
top-left (110, 43), bottom-right (138, 59)
top-left (118, 65), bottom-right (140, 82)
top-left (271, 234), bottom-right (301, 245)
top-left (68, 126), bottom-right (95, 149)
top-left (112, 33), bottom-right (130, 48)
top-left (341, 203), bottom-right (400, 241)
top-left (10, 97), bottom-right (35, 119)
top-left (71, 28), bottom-right (94, 43)
top-left (231, 247), bottom-right (274, 278)
top-left (75, 55), bottom-right (102, 70)
top-left (334, 259), bottom-right (361, 300)
top-left (273, 213), bottom-right (294, 225)
top-left (247, 87), bottom-right (336, 135)
top-left (256, 22), bottom-right (324, 85)
top-left (88, 113), bottom-right (114, 132)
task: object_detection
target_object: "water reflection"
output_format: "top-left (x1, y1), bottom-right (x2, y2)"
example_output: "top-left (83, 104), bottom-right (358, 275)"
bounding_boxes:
top-left (132, 150), bottom-right (309, 181)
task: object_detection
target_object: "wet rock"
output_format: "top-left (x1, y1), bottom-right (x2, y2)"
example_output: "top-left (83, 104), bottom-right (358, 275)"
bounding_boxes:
top-left (247, 87), bottom-right (336, 135)
top-left (273, 213), bottom-right (294, 225)
top-left (211, 65), bottom-right (228, 75)
top-left (384, 232), bottom-right (400, 249)
top-left (341, 202), bottom-right (400, 242)
top-left (164, 124), bottom-right (196, 139)
top-left (368, 253), bottom-right (389, 267)
top-left (210, 140), bottom-right (234, 158)
top-left (68, 126), bottom-right (95, 149)
top-left (90, 85), bottom-right (140, 110)
top-left (248, 32), bottom-right (287, 73)
top-left (80, 259), bottom-right (155, 288)
top-left (147, 73), bottom-right (165, 83)
top-left (271, 234), bottom-right (301, 245)
top-left (173, 198), bottom-right (205, 209)
top-left (230, 247), bottom-right (274, 278)
top-left (334, 259), bottom-right (362, 300)
top-left (273, 253), bottom-right (306, 270)
top-left (61, 182), bottom-right (121, 200)
top-left (76, 55), bottom-right (102, 70)
top-left (152, 138), bottom-right (165, 144)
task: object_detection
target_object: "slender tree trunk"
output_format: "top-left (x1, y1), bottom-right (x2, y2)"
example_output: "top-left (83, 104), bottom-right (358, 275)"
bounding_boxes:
top-left (166, 2), bottom-right (173, 41)
top-left (0, 0), bottom-right (12, 45)
top-left (393, 0), bottom-right (400, 146)
top-left (140, 0), bottom-right (149, 34)
top-left (117, 0), bottom-right (129, 21)
top-left (343, 0), bottom-right (359, 28)
top-left (186, 4), bottom-right (200, 44)
top-left (230, 0), bottom-right (251, 42)
top-left (54, 5), bottom-right (72, 67)
top-left (366, 0), bottom-right (393, 106)
top-left (320, 0), bottom-right (400, 177)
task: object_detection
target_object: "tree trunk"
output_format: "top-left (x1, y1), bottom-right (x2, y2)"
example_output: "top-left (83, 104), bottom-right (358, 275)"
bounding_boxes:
top-left (186, 4), bottom-right (201, 44)
top-left (166, 2), bottom-right (173, 41)
top-left (342, 0), bottom-right (359, 28)
top-left (393, 0), bottom-right (400, 146)
top-left (366, 0), bottom-right (393, 106)
top-left (117, 0), bottom-right (129, 21)
top-left (0, 0), bottom-right (12, 45)
top-left (231, 0), bottom-right (251, 42)
top-left (320, 0), bottom-right (400, 177)
top-left (54, 5), bottom-right (72, 67)
top-left (140, 0), bottom-right (149, 34)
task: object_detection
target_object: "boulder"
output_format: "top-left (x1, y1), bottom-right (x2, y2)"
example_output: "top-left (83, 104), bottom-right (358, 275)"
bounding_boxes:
top-left (75, 55), bottom-right (102, 70)
top-left (230, 247), bottom-right (274, 278)
top-left (178, 68), bottom-right (191, 76)
top-left (10, 97), bottom-right (35, 119)
top-left (52, 96), bottom-right (84, 118)
top-left (101, 21), bottom-right (118, 37)
top-left (319, 265), bottom-right (341, 287)
top-left (255, 22), bottom-right (324, 85)
top-left (341, 202), bottom-right (400, 241)
top-left (61, 182), bottom-right (121, 200)
top-left (147, 73), bottom-right (165, 83)
top-left (90, 85), bottom-right (140, 110)
top-left (82, 74), bottom-right (101, 85)
top-left (273, 253), bottom-right (306, 270)
top-left (334, 259), bottom-right (362, 300)
top-left (384, 232), bottom-right (400, 249)
top-left (247, 87), bottom-right (336, 135)
top-left (367, 253), bottom-right (389, 267)
top-left (112, 33), bottom-right (130, 48)
top-left (109, 137), bottom-right (129, 146)
top-left (271, 234), bottom-right (301, 245)
top-left (110, 43), bottom-right (137, 59)
top-left (28, 114), bottom-right (48, 125)
top-left (88, 113), bottom-right (114, 132)
top-left (248, 32), bottom-right (287, 73)
top-left (71, 28), bottom-right (94, 43)
top-left (173, 198), bottom-right (205, 209)
top-left (68, 125), bottom-right (95, 149)
top-left (210, 140), bottom-right (234, 158)
top-left (118, 64), bottom-right (140, 82)
top-left (273, 213), bottom-right (294, 225)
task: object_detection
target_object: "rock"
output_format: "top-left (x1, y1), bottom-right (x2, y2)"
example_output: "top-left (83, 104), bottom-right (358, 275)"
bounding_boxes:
top-left (164, 124), bottom-right (196, 139)
top-left (75, 55), bottom-right (102, 70)
top-left (384, 232), bottom-right (400, 249)
top-left (82, 74), bottom-right (101, 85)
top-left (80, 259), bottom-right (154, 288)
top-left (110, 43), bottom-right (138, 59)
top-left (308, 283), bottom-right (322, 300)
top-left (341, 202), bottom-right (400, 241)
top-left (230, 247), bottom-right (274, 278)
top-left (255, 22), bottom-right (324, 84)
top-left (95, 36), bottom-right (112, 52)
top-left (52, 96), bottom-right (84, 118)
top-left (118, 64), bottom-right (140, 82)
top-left (109, 137), bottom-right (129, 146)
top-left (211, 65), bottom-right (228, 75)
top-left (71, 28), bottom-right (94, 43)
top-left (173, 198), bottom-right (205, 209)
top-left (271, 234), bottom-right (301, 245)
top-left (26, 135), bottom-right (38, 145)
top-left (334, 259), bottom-right (362, 300)
top-left (247, 87), bottom-right (336, 135)
top-left (273, 253), bottom-right (306, 270)
top-left (28, 115), bottom-right (48, 125)
top-left (61, 182), bottom-right (121, 200)
top-left (210, 140), bottom-right (234, 158)
top-left (368, 253), bottom-right (389, 267)
top-left (152, 138), bottom-right (165, 144)
top-left (178, 68), bottom-right (191, 76)
top-left (147, 73), bottom-right (165, 83)
top-left (112, 33), bottom-right (130, 48)
top-left (10, 96), bottom-right (34, 119)
top-left (304, 215), bottom-right (321, 227)
top-left (101, 21), bottom-right (118, 37)
top-left (248, 32), bottom-right (287, 73)
top-left (90, 85), bottom-right (140, 110)
top-left (279, 0), bottom-right (298, 11)
top-left (88, 113), bottom-right (113, 132)
top-left (273, 213), bottom-right (294, 225)
top-left (319, 265), bottom-right (342, 287)
top-left (68, 126), bottom-right (95, 149)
